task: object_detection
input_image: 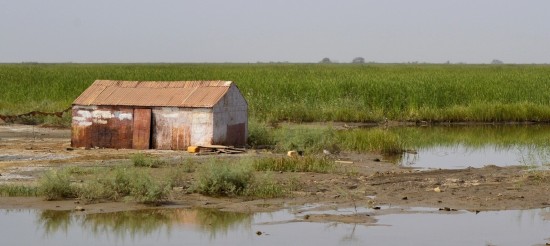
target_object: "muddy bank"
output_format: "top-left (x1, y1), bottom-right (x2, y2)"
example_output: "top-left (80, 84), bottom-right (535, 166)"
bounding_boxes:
top-left (1, 124), bottom-right (549, 216)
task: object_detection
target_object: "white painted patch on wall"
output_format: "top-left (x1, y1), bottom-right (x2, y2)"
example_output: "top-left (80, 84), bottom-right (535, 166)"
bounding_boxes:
top-left (76, 110), bottom-right (92, 119)
top-left (72, 116), bottom-right (86, 122)
top-left (92, 110), bottom-right (113, 119)
top-left (115, 112), bottom-right (133, 120)
top-left (78, 121), bottom-right (92, 126)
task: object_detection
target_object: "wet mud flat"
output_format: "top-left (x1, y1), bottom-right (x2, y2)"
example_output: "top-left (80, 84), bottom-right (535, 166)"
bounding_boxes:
top-left (1, 124), bottom-right (550, 215)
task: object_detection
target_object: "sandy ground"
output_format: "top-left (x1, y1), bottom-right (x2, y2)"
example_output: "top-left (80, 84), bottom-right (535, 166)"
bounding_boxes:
top-left (1, 124), bottom-right (550, 222)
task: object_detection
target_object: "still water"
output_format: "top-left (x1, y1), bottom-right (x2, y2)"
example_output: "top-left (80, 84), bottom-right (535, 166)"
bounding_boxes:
top-left (1, 206), bottom-right (549, 246)
top-left (388, 125), bottom-right (550, 169)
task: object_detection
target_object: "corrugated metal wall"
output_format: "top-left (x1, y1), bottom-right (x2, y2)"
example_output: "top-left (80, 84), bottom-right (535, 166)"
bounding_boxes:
top-left (71, 106), bottom-right (134, 149)
top-left (151, 107), bottom-right (213, 150)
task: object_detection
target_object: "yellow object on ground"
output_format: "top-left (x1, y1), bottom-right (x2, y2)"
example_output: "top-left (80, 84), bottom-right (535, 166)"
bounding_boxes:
top-left (187, 146), bottom-right (201, 153)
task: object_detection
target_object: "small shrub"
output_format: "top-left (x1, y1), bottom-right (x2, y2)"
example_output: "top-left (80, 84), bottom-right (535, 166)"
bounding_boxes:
top-left (246, 173), bottom-right (285, 198)
top-left (247, 119), bottom-right (275, 147)
top-left (128, 170), bottom-right (170, 204)
top-left (168, 158), bottom-right (196, 188)
top-left (131, 153), bottom-right (165, 168)
top-left (78, 179), bottom-right (110, 202)
top-left (180, 157), bottom-right (197, 173)
top-left (38, 169), bottom-right (77, 200)
top-left (109, 167), bottom-right (134, 199)
top-left (192, 159), bottom-right (253, 196)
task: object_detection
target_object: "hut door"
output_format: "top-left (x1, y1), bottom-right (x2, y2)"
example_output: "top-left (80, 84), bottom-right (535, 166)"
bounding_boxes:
top-left (132, 108), bottom-right (152, 149)
top-left (226, 123), bottom-right (246, 147)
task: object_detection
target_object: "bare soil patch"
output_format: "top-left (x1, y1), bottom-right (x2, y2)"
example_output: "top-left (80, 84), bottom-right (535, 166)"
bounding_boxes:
top-left (1, 124), bottom-right (549, 217)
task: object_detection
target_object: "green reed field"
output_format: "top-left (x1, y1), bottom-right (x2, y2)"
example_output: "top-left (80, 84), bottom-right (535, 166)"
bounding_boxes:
top-left (1, 63), bottom-right (550, 122)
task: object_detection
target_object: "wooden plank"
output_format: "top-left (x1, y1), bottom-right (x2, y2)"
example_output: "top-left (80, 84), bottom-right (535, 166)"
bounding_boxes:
top-left (132, 108), bottom-right (151, 149)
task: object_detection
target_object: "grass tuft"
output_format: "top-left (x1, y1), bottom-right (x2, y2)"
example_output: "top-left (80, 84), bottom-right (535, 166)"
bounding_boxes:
top-left (245, 173), bottom-right (286, 198)
top-left (253, 156), bottom-right (335, 173)
top-left (131, 153), bottom-right (166, 168)
top-left (0, 185), bottom-right (39, 197)
top-left (38, 169), bottom-right (78, 200)
top-left (192, 159), bottom-right (254, 196)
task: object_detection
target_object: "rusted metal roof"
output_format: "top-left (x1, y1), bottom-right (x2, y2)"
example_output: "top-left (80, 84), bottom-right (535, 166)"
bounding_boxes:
top-left (73, 80), bottom-right (233, 107)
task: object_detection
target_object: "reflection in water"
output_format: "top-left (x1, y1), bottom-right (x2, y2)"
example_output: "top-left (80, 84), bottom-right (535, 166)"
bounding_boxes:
top-left (384, 125), bottom-right (550, 169)
top-left (193, 208), bottom-right (252, 238)
top-left (38, 210), bottom-right (72, 235)
top-left (2, 207), bottom-right (550, 245)
top-left (37, 208), bottom-right (251, 240)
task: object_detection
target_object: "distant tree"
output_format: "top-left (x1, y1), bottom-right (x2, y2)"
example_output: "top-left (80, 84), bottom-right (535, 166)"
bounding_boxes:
top-left (352, 57), bottom-right (365, 64)
top-left (491, 59), bottom-right (504, 64)
top-left (320, 57), bottom-right (332, 64)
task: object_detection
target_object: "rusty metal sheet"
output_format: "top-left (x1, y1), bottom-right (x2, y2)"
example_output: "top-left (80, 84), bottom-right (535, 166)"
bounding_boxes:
top-left (132, 108), bottom-right (151, 149)
top-left (226, 123), bottom-right (246, 147)
top-left (73, 80), bottom-right (234, 108)
top-left (171, 126), bottom-right (190, 150)
top-left (151, 109), bottom-right (196, 150)
top-left (84, 106), bottom-right (133, 149)
top-left (72, 85), bottom-right (107, 105)
top-left (71, 108), bottom-right (92, 148)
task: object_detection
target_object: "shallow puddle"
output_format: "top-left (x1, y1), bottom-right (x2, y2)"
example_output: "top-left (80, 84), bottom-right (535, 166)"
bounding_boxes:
top-left (397, 145), bottom-right (540, 169)
top-left (387, 125), bottom-right (550, 169)
top-left (1, 206), bottom-right (549, 246)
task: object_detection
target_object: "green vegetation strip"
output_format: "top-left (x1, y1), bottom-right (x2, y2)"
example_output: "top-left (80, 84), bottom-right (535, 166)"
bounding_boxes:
top-left (250, 122), bottom-right (404, 154)
top-left (2, 63), bottom-right (550, 123)
top-left (0, 155), bottom-right (329, 201)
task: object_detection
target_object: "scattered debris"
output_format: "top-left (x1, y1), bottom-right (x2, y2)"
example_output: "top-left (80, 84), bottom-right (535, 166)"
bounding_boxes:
top-left (287, 150), bottom-right (298, 157)
top-left (335, 160), bottom-right (354, 164)
top-left (193, 145), bottom-right (246, 155)
top-left (187, 146), bottom-right (201, 153)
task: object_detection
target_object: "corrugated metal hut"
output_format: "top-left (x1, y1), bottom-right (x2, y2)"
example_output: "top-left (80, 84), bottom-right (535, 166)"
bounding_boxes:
top-left (71, 80), bottom-right (248, 150)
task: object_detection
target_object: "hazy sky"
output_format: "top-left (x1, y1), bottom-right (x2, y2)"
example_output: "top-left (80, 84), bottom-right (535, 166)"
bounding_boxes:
top-left (1, 0), bottom-right (549, 63)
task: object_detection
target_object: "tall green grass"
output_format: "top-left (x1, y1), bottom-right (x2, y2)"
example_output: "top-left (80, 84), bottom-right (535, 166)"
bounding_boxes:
top-left (265, 124), bottom-right (404, 154)
top-left (253, 156), bottom-right (335, 173)
top-left (389, 125), bottom-right (550, 149)
top-left (2, 63), bottom-right (550, 122)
